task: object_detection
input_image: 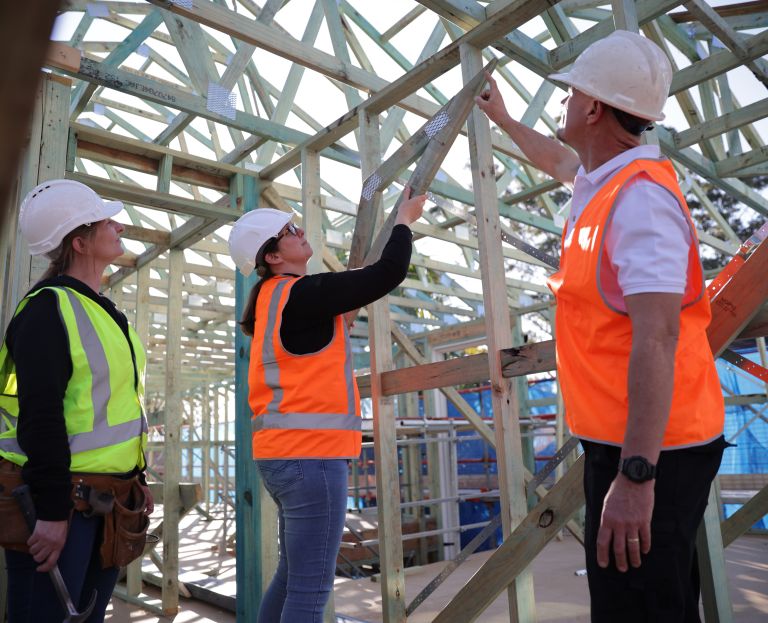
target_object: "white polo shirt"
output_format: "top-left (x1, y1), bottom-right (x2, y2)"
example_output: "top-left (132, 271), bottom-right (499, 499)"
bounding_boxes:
top-left (563, 145), bottom-right (694, 313)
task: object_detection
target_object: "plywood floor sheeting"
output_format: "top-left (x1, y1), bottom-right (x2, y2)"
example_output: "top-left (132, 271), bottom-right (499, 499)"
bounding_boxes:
top-left (104, 510), bottom-right (768, 622)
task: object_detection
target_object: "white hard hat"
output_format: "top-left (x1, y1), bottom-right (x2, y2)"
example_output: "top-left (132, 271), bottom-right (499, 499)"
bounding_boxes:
top-left (19, 179), bottom-right (124, 256)
top-left (548, 30), bottom-right (672, 122)
top-left (228, 208), bottom-right (292, 276)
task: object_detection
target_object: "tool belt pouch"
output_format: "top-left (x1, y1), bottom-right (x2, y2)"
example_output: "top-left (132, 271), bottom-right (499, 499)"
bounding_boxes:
top-left (0, 459), bottom-right (29, 551)
top-left (103, 478), bottom-right (148, 568)
top-left (76, 474), bottom-right (148, 568)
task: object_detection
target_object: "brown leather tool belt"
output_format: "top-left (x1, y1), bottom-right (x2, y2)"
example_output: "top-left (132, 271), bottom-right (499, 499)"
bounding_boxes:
top-left (0, 459), bottom-right (149, 567)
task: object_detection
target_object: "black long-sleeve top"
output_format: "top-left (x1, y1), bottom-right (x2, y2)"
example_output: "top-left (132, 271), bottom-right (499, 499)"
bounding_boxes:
top-left (278, 224), bottom-right (413, 354)
top-left (4, 275), bottom-right (137, 520)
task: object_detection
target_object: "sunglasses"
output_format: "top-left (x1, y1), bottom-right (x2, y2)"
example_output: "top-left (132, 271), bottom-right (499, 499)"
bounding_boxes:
top-left (275, 222), bottom-right (299, 241)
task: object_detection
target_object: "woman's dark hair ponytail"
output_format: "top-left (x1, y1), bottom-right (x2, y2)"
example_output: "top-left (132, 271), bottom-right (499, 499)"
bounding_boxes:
top-left (238, 237), bottom-right (279, 337)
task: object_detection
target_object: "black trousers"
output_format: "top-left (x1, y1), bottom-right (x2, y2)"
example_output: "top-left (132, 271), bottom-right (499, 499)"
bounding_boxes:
top-left (582, 437), bottom-right (727, 623)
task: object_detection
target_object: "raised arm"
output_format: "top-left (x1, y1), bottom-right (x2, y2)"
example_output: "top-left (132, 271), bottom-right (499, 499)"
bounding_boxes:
top-left (475, 72), bottom-right (580, 185)
top-left (284, 188), bottom-right (426, 321)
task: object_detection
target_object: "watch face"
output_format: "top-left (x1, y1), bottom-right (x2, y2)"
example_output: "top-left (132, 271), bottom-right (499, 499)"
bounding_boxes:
top-left (626, 458), bottom-right (650, 480)
top-left (623, 457), bottom-right (654, 482)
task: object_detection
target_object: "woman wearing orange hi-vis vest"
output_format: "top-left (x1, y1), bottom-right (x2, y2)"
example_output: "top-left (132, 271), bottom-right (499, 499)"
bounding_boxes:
top-left (228, 187), bottom-right (425, 623)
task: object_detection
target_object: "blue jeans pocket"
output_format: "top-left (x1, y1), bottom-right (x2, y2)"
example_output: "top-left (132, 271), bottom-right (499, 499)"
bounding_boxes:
top-left (256, 459), bottom-right (304, 496)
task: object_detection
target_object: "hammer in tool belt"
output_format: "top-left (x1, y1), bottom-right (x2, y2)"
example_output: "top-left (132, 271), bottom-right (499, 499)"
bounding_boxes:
top-left (13, 484), bottom-right (98, 623)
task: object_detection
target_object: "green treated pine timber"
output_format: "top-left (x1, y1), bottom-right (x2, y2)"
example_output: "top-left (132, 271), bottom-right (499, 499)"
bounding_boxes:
top-left (683, 0), bottom-right (768, 88)
top-left (301, 149), bottom-right (324, 275)
top-left (359, 58), bottom-right (498, 271)
top-left (674, 98), bottom-right (768, 151)
top-left (255, 1), bottom-right (324, 166)
top-left (611, 0), bottom-right (640, 30)
top-left (69, 11), bottom-right (94, 47)
top-left (698, 81), bottom-right (727, 162)
top-left (162, 11), bottom-right (219, 93)
top-left (234, 174), bottom-right (265, 622)
top-left (175, 0), bottom-right (552, 107)
top-left (714, 75), bottom-right (743, 157)
top-left (70, 9), bottom-right (164, 119)
top-left (657, 128), bottom-right (768, 216)
top-left (426, 177), bottom-right (561, 234)
top-left (159, 0), bottom-right (286, 147)
top-left (549, 0), bottom-right (687, 69)
top-left (103, 109), bottom-right (153, 143)
top-left (697, 483), bottom-right (733, 622)
top-left (461, 42), bottom-right (535, 623)
top-left (721, 484), bottom-right (768, 547)
top-left (66, 171), bottom-right (241, 221)
top-left (416, 0), bottom-right (551, 76)
top-left (716, 144), bottom-right (768, 177)
top-left (671, 29), bottom-right (768, 94)
top-left (347, 93), bottom-right (453, 269)
top-left (162, 247), bottom-right (184, 615)
top-left (541, 3), bottom-right (580, 43)
top-left (377, 23), bottom-right (446, 152)
top-left (320, 0), bottom-right (363, 112)
top-left (145, 0), bottom-right (441, 120)
top-left (240, 0), bottom-right (561, 180)
top-left (339, 0), bottom-right (448, 105)
top-left (360, 108), bottom-right (407, 622)
top-left (157, 154), bottom-right (173, 194)
top-left (55, 57), bottom-right (360, 169)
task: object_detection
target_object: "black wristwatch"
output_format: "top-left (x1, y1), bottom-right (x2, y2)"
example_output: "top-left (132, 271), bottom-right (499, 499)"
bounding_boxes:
top-left (619, 456), bottom-right (656, 483)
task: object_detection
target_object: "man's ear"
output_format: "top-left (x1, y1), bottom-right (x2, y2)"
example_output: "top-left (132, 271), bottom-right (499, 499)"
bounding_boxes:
top-left (586, 99), bottom-right (606, 125)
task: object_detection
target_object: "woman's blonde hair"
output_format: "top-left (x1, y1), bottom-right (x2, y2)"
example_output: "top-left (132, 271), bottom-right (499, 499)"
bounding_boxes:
top-left (38, 222), bottom-right (97, 282)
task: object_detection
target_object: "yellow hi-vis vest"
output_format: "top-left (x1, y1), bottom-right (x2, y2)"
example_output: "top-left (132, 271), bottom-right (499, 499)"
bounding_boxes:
top-left (0, 287), bottom-right (147, 473)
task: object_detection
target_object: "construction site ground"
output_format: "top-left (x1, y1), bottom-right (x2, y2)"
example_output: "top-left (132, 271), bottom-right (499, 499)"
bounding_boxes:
top-left (105, 509), bottom-right (768, 622)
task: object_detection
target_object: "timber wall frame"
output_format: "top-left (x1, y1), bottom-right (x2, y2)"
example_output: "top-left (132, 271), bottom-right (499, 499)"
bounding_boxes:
top-left (1, 0), bottom-right (768, 621)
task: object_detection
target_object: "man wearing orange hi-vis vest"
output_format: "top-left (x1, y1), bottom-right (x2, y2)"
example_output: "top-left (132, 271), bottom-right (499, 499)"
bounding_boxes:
top-left (476, 31), bottom-right (727, 622)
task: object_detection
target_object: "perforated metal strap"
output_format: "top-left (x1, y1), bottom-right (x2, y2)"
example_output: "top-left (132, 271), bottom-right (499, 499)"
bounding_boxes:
top-left (526, 436), bottom-right (580, 495)
top-left (720, 349), bottom-right (768, 384)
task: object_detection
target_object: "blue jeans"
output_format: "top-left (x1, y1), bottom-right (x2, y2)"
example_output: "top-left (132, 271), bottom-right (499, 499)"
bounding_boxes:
top-left (256, 459), bottom-right (348, 623)
top-left (5, 510), bottom-right (119, 623)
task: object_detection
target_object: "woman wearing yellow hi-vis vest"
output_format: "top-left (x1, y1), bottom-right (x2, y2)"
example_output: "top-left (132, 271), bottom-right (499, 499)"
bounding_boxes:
top-left (0, 179), bottom-right (153, 623)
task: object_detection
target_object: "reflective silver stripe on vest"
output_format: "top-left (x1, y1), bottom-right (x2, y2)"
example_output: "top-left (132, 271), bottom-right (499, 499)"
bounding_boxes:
top-left (0, 437), bottom-right (23, 454)
top-left (253, 412), bottom-right (362, 432)
top-left (262, 280), bottom-right (290, 415)
top-left (0, 406), bottom-right (17, 428)
top-left (61, 290), bottom-right (144, 455)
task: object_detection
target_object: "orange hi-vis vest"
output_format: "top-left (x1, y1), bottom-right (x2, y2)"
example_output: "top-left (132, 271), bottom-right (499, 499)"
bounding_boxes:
top-left (547, 158), bottom-right (724, 449)
top-left (248, 275), bottom-right (362, 459)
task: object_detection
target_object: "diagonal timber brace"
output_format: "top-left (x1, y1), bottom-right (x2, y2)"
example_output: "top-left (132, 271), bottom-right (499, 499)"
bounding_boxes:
top-left (348, 58), bottom-right (498, 272)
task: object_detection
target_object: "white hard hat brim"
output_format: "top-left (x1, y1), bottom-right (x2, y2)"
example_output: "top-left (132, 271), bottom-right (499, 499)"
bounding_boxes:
top-left (239, 260), bottom-right (256, 277)
top-left (548, 71), bottom-right (666, 122)
top-left (102, 200), bottom-right (124, 220)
